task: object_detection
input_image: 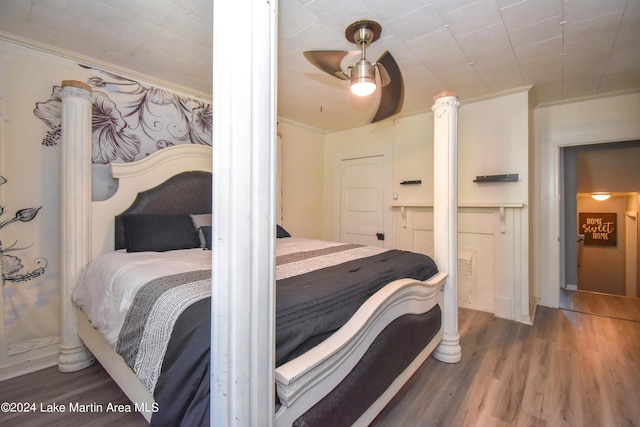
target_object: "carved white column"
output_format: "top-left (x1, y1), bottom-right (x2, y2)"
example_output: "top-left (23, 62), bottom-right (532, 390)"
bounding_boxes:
top-left (431, 91), bottom-right (462, 363)
top-left (58, 80), bottom-right (95, 372)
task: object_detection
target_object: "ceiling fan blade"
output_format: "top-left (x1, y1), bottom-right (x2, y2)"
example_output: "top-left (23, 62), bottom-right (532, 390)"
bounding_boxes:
top-left (303, 50), bottom-right (350, 80)
top-left (377, 63), bottom-right (391, 87)
top-left (372, 51), bottom-right (404, 123)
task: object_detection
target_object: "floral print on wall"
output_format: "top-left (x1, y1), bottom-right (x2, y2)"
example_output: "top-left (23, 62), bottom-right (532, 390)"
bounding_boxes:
top-left (0, 176), bottom-right (48, 287)
top-left (34, 65), bottom-right (212, 165)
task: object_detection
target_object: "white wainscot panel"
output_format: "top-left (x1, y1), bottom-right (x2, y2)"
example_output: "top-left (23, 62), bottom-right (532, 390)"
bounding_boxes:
top-left (392, 204), bottom-right (528, 322)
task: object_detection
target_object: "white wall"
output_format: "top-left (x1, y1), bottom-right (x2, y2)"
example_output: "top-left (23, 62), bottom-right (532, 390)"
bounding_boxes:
top-left (322, 89), bottom-right (531, 227)
top-left (319, 89), bottom-right (532, 322)
top-left (533, 92), bottom-right (640, 308)
top-left (457, 91), bottom-right (529, 204)
top-left (392, 113), bottom-right (434, 204)
top-left (277, 120), bottom-right (325, 239)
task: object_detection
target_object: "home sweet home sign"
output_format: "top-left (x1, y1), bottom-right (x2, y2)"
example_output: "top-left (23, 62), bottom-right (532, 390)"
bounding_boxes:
top-left (579, 212), bottom-right (617, 246)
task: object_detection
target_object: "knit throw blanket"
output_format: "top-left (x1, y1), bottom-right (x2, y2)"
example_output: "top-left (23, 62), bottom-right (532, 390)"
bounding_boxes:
top-left (116, 269), bottom-right (211, 393)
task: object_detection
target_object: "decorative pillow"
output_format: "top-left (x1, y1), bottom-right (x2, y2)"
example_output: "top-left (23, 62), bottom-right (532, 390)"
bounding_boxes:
top-left (191, 214), bottom-right (212, 247)
top-left (200, 226), bottom-right (213, 250)
top-left (191, 213), bottom-right (212, 229)
top-left (276, 225), bottom-right (291, 238)
top-left (122, 214), bottom-right (201, 252)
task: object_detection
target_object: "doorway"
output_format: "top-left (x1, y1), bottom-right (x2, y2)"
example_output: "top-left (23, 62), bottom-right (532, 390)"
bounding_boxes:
top-left (562, 140), bottom-right (640, 298)
top-left (340, 156), bottom-right (385, 247)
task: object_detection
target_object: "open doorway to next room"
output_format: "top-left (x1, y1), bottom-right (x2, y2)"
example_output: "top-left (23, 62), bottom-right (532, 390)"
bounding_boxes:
top-left (562, 140), bottom-right (640, 317)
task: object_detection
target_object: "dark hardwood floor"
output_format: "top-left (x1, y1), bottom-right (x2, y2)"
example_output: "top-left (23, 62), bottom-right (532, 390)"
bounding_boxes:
top-left (1, 294), bottom-right (639, 427)
top-left (0, 361), bottom-right (147, 427)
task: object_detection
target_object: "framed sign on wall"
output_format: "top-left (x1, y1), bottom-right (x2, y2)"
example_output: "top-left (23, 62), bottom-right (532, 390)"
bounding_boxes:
top-left (579, 212), bottom-right (617, 246)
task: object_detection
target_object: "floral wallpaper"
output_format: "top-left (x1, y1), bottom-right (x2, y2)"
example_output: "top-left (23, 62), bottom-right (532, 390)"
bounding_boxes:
top-left (35, 65), bottom-right (212, 163)
top-left (34, 65), bottom-right (212, 200)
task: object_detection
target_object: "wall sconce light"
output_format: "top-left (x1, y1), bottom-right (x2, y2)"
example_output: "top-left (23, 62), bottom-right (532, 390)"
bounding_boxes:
top-left (591, 193), bottom-right (611, 201)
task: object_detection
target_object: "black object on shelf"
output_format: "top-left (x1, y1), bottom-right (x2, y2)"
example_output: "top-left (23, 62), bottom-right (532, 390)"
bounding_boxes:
top-left (473, 174), bottom-right (518, 183)
top-left (400, 180), bottom-right (422, 185)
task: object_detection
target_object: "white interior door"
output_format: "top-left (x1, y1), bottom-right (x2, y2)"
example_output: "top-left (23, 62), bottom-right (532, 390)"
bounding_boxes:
top-left (340, 156), bottom-right (384, 247)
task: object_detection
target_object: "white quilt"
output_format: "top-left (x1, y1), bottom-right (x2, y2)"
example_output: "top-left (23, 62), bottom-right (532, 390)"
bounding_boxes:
top-left (73, 248), bottom-right (211, 346)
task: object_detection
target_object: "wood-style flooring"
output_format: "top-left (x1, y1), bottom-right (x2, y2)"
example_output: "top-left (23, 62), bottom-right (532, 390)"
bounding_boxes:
top-left (373, 299), bottom-right (640, 426)
top-left (0, 361), bottom-right (147, 427)
top-left (1, 293), bottom-right (639, 427)
top-left (560, 288), bottom-right (640, 322)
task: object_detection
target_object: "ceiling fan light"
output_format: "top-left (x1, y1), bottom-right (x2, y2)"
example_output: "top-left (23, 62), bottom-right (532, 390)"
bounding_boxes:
top-left (350, 60), bottom-right (376, 96)
top-left (351, 79), bottom-right (376, 96)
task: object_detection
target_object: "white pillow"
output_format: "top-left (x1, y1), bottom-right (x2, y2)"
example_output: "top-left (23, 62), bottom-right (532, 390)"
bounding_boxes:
top-left (191, 214), bottom-right (212, 247)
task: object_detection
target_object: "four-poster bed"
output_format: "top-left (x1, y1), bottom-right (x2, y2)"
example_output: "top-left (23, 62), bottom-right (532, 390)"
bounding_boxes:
top-left (58, 80), bottom-right (461, 425)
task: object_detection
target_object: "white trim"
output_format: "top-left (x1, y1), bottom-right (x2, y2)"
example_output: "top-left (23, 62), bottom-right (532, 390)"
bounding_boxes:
top-left (390, 202), bottom-right (525, 208)
top-left (537, 115), bottom-right (640, 308)
top-left (277, 117), bottom-right (327, 135)
top-left (625, 211), bottom-right (638, 298)
top-left (0, 353), bottom-right (59, 382)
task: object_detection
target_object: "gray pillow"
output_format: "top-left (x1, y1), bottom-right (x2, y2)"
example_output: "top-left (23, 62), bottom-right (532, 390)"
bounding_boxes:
top-left (122, 214), bottom-right (200, 252)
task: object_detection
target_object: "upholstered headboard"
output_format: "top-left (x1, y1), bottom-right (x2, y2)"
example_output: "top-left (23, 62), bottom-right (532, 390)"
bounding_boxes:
top-left (91, 144), bottom-right (213, 259)
top-left (114, 171), bottom-right (212, 250)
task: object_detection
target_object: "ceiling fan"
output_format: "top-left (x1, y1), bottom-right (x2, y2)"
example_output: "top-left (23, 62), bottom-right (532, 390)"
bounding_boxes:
top-left (303, 20), bottom-right (404, 123)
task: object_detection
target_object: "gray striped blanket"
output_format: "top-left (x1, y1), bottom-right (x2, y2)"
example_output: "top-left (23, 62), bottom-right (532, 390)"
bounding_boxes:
top-left (116, 269), bottom-right (211, 393)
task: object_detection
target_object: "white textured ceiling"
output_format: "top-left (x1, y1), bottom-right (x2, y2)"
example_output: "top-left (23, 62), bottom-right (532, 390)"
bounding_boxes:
top-left (1, 0), bottom-right (639, 132)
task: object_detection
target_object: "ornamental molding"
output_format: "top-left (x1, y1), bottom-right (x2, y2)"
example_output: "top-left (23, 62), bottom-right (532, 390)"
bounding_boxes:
top-left (60, 85), bottom-right (92, 101)
top-left (432, 97), bottom-right (461, 111)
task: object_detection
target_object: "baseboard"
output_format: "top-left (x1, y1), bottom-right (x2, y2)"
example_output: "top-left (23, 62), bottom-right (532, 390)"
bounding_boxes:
top-left (495, 297), bottom-right (514, 320)
top-left (522, 298), bottom-right (539, 325)
top-left (0, 351), bottom-right (59, 382)
top-left (565, 284), bottom-right (578, 291)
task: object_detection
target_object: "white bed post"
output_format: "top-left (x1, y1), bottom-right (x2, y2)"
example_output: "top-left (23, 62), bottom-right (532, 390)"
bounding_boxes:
top-left (212, 0), bottom-right (277, 425)
top-left (431, 91), bottom-right (462, 364)
top-left (58, 80), bottom-right (95, 372)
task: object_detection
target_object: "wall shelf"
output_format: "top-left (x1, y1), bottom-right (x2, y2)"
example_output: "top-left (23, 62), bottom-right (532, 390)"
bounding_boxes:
top-left (473, 173), bottom-right (518, 183)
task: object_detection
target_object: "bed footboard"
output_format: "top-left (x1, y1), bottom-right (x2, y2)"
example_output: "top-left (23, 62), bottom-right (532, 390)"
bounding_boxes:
top-left (275, 272), bottom-right (447, 426)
